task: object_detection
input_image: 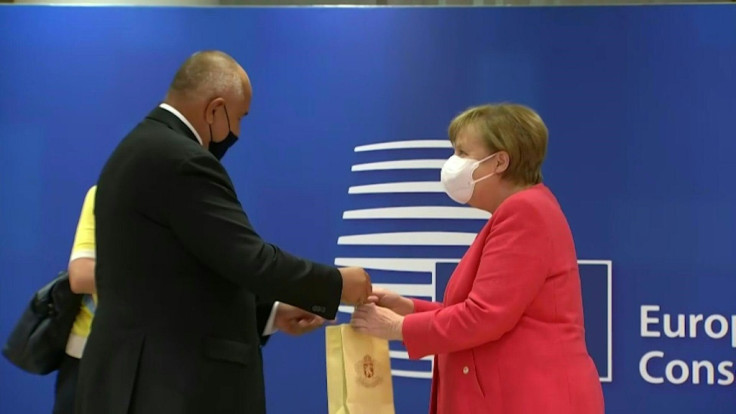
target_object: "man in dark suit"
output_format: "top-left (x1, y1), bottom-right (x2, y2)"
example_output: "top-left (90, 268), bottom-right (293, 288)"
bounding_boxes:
top-left (74, 50), bottom-right (371, 414)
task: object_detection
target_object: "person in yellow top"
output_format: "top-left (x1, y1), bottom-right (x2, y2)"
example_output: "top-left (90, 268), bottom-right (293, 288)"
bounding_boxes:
top-left (54, 185), bottom-right (97, 414)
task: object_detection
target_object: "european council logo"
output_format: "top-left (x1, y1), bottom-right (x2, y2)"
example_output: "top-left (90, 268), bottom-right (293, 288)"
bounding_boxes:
top-left (335, 139), bottom-right (612, 382)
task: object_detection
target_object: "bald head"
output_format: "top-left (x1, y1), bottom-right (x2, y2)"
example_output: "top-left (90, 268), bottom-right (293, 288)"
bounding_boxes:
top-left (166, 50), bottom-right (250, 101)
top-left (163, 50), bottom-right (252, 149)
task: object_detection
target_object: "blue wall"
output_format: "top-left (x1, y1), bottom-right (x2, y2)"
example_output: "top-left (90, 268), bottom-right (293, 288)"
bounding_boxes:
top-left (1, 5), bottom-right (735, 413)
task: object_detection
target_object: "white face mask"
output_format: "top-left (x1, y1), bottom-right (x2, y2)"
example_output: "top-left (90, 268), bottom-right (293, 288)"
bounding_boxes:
top-left (440, 153), bottom-right (498, 204)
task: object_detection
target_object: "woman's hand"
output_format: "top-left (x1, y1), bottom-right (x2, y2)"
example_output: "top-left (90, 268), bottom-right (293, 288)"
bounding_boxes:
top-left (350, 303), bottom-right (404, 341)
top-left (368, 287), bottom-right (415, 316)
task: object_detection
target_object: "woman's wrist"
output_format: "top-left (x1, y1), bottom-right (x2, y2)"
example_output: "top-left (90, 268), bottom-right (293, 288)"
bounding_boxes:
top-left (391, 316), bottom-right (405, 341)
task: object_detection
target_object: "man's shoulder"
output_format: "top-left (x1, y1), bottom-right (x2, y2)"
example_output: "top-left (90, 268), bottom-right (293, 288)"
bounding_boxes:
top-left (100, 116), bottom-right (230, 191)
top-left (113, 118), bottom-right (208, 168)
top-left (131, 118), bottom-right (201, 150)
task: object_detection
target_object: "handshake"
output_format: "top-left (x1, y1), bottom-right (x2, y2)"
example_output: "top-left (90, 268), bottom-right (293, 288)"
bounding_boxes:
top-left (338, 267), bottom-right (373, 305)
top-left (339, 268), bottom-right (411, 342)
top-left (274, 267), bottom-right (371, 337)
top-left (277, 268), bottom-right (411, 339)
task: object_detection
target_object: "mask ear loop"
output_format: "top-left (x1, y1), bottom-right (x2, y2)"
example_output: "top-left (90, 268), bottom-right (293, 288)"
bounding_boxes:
top-left (209, 106), bottom-right (232, 146)
top-left (223, 106), bottom-right (232, 132)
top-left (208, 108), bottom-right (216, 146)
top-left (471, 152), bottom-right (499, 183)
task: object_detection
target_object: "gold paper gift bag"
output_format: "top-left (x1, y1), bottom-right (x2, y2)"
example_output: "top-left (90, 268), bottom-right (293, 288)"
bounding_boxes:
top-left (325, 324), bottom-right (395, 414)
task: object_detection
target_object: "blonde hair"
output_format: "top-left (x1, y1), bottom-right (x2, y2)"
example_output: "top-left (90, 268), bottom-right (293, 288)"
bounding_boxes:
top-left (448, 103), bottom-right (548, 185)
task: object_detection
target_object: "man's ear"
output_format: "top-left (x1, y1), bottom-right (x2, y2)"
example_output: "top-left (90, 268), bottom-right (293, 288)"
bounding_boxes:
top-left (204, 97), bottom-right (225, 124)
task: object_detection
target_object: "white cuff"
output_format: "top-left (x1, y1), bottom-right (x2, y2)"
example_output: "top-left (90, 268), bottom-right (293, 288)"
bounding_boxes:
top-left (69, 249), bottom-right (95, 263)
top-left (262, 301), bottom-right (280, 336)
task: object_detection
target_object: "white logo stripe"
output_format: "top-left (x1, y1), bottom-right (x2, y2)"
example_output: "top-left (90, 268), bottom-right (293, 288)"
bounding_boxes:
top-left (334, 257), bottom-right (458, 272)
top-left (354, 140), bottom-right (452, 152)
top-left (337, 232), bottom-right (476, 246)
top-left (377, 283), bottom-right (434, 297)
top-left (389, 350), bottom-right (433, 361)
top-left (343, 206), bottom-right (490, 220)
top-left (336, 283), bottom-right (434, 302)
top-left (348, 181), bottom-right (444, 194)
top-left (351, 159), bottom-right (446, 171)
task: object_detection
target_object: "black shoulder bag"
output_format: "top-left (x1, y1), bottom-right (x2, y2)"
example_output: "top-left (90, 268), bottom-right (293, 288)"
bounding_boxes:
top-left (2, 271), bottom-right (83, 374)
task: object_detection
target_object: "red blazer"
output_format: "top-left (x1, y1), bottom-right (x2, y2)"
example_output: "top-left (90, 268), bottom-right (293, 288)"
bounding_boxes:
top-left (402, 184), bottom-right (604, 414)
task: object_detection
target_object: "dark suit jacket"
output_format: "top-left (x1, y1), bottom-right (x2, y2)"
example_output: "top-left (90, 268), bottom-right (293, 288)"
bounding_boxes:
top-left (75, 107), bottom-right (342, 414)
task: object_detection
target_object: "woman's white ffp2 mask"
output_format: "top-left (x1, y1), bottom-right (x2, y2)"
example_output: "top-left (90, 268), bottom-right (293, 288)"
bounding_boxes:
top-left (440, 153), bottom-right (497, 204)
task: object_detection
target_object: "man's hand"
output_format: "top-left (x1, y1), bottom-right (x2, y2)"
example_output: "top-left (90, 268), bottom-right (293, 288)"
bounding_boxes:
top-left (339, 267), bottom-right (372, 305)
top-left (274, 303), bottom-right (328, 336)
top-left (368, 287), bottom-right (414, 316)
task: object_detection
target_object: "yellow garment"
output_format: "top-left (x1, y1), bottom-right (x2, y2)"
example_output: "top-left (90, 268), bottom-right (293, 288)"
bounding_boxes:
top-left (69, 185), bottom-right (98, 339)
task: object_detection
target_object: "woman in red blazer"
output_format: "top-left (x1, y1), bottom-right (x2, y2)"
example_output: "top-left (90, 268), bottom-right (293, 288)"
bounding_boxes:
top-left (351, 103), bottom-right (605, 414)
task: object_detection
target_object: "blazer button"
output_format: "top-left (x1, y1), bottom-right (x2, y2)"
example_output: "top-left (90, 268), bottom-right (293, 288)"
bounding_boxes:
top-left (462, 366), bottom-right (469, 374)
